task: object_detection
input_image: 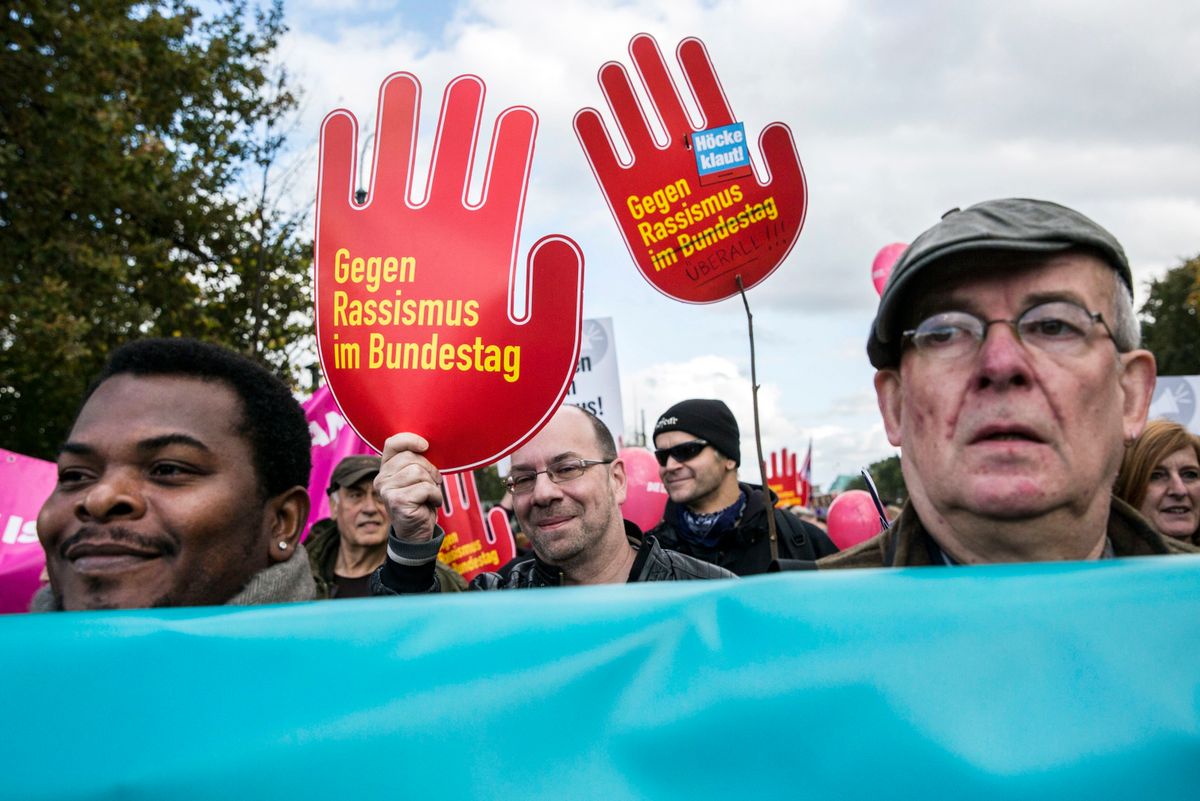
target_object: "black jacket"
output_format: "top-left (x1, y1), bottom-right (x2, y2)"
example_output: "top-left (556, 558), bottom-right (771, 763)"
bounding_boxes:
top-left (372, 520), bottom-right (734, 594)
top-left (307, 517), bottom-right (466, 596)
top-left (648, 482), bottom-right (838, 576)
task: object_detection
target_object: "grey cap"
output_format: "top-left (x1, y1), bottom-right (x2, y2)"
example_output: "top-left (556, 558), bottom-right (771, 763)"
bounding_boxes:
top-left (867, 198), bottom-right (1131, 369)
top-left (327, 455), bottom-right (380, 494)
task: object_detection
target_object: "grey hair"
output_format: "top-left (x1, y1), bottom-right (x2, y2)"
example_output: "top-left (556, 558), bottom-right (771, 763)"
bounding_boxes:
top-left (1109, 271), bottom-right (1140, 352)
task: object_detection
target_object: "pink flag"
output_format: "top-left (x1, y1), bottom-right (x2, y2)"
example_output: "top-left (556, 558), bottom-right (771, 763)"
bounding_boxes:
top-left (302, 384), bottom-right (376, 537)
top-left (0, 448), bottom-right (57, 613)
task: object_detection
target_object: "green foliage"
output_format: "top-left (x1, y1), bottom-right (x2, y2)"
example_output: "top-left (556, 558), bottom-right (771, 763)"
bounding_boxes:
top-left (474, 465), bottom-right (508, 505)
top-left (849, 454), bottom-right (907, 505)
top-left (1, 0), bottom-right (312, 459)
top-left (1139, 254), bottom-right (1200, 376)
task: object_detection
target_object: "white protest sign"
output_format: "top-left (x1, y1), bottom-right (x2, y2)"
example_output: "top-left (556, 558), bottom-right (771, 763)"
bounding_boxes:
top-left (1148, 375), bottom-right (1200, 434)
top-left (564, 318), bottom-right (625, 443)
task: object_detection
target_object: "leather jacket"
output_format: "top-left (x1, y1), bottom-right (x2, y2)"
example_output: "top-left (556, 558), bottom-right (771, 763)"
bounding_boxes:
top-left (372, 521), bottom-right (734, 594)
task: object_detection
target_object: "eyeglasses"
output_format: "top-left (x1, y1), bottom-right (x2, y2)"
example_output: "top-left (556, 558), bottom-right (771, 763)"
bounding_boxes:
top-left (654, 439), bottom-right (709, 467)
top-left (901, 300), bottom-right (1116, 361)
top-left (504, 459), bottom-right (613, 495)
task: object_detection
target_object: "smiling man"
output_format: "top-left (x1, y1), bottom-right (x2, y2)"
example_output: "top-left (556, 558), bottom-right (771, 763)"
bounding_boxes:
top-left (306, 455), bottom-right (465, 597)
top-left (33, 338), bottom-right (317, 610)
top-left (820, 198), bottom-right (1198, 568)
top-left (371, 404), bottom-right (733, 593)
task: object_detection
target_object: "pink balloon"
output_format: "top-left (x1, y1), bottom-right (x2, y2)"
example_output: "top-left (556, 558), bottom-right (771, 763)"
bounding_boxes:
top-left (618, 447), bottom-right (669, 531)
top-left (871, 242), bottom-right (908, 296)
top-left (827, 490), bottom-right (882, 550)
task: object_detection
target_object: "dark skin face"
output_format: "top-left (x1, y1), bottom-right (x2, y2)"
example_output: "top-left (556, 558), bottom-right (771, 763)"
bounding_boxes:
top-left (37, 374), bottom-right (308, 610)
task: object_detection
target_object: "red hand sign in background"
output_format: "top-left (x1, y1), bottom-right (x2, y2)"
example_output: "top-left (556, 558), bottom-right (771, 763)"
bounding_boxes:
top-left (436, 471), bottom-right (515, 581)
top-left (575, 33), bottom-right (807, 304)
top-left (767, 448), bottom-right (799, 508)
top-left (316, 73), bottom-right (584, 471)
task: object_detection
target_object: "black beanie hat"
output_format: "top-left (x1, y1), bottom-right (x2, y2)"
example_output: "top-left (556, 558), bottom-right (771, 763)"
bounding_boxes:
top-left (654, 399), bottom-right (741, 466)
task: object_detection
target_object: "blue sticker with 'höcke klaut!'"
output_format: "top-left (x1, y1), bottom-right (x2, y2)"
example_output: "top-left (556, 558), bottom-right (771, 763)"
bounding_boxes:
top-left (691, 122), bottom-right (753, 185)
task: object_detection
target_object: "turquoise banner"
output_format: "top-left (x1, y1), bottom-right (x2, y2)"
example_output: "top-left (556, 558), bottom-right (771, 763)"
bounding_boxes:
top-left (3, 556), bottom-right (1199, 800)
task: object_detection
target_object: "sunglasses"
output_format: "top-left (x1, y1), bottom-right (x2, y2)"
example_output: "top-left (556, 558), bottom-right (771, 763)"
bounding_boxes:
top-left (654, 439), bottom-right (709, 467)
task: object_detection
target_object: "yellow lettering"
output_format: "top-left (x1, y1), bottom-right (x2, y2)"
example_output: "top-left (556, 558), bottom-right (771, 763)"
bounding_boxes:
top-left (332, 290), bottom-right (348, 325)
top-left (503, 346), bottom-right (520, 382)
top-left (334, 248), bottom-right (351, 283)
top-left (368, 333), bottom-right (384, 368)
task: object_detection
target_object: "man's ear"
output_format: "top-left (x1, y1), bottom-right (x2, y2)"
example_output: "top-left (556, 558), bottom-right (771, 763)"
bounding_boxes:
top-left (609, 457), bottom-right (628, 506)
top-left (266, 486), bottom-right (310, 563)
top-left (874, 369), bottom-right (904, 447)
top-left (1118, 349), bottom-right (1157, 442)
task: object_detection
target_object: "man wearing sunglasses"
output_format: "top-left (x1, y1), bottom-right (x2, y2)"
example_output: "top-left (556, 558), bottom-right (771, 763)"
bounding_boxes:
top-left (648, 399), bottom-right (837, 575)
top-left (819, 198), bottom-right (1196, 568)
top-left (370, 404), bottom-right (733, 592)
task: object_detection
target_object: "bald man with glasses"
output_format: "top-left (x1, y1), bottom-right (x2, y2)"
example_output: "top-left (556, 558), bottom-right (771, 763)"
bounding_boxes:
top-left (820, 198), bottom-right (1198, 568)
top-left (371, 404), bottom-right (733, 593)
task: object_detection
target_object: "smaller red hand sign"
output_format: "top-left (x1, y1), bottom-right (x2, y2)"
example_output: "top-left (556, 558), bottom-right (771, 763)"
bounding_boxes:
top-left (767, 448), bottom-right (799, 507)
top-left (436, 472), bottom-right (515, 581)
top-left (316, 73), bottom-right (584, 471)
top-left (575, 33), bottom-right (807, 304)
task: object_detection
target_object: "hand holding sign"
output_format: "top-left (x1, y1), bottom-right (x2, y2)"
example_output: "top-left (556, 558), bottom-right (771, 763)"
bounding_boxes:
top-left (317, 73), bottom-right (584, 471)
top-left (375, 432), bottom-right (442, 543)
top-left (575, 33), bottom-right (807, 303)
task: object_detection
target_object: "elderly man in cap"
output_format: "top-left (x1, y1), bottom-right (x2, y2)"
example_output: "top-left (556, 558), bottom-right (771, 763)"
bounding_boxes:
top-left (307, 455), bottom-right (465, 597)
top-left (649, 399), bottom-right (836, 574)
top-left (821, 198), bottom-right (1198, 568)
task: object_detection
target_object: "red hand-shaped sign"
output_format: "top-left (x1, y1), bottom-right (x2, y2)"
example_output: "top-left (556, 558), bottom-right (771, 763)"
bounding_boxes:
top-left (767, 449), bottom-right (799, 507)
top-left (575, 34), bottom-right (807, 303)
top-left (316, 73), bottom-right (584, 471)
top-left (436, 472), bottom-right (515, 581)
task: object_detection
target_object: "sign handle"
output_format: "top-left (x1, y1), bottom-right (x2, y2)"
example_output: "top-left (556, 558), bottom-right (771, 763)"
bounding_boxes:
top-left (737, 275), bottom-right (778, 562)
top-left (859, 467), bottom-right (892, 531)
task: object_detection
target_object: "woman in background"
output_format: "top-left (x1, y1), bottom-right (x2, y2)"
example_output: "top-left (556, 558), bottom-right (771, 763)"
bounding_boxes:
top-left (1115, 420), bottom-right (1200, 546)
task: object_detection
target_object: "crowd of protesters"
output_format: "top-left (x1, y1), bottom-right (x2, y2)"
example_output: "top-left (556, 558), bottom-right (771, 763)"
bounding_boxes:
top-left (29, 197), bottom-right (1199, 612)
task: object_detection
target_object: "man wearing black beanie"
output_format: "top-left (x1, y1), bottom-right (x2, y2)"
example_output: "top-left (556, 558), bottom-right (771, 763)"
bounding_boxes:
top-left (647, 399), bottom-right (837, 575)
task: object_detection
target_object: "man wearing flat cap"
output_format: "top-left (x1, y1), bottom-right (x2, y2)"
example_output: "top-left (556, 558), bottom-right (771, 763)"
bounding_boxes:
top-left (820, 198), bottom-right (1197, 568)
top-left (307, 455), bottom-right (465, 596)
top-left (649, 399), bottom-right (837, 574)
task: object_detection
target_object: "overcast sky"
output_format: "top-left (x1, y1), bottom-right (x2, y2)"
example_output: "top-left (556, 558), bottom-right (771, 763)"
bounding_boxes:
top-left (274, 0), bottom-right (1200, 487)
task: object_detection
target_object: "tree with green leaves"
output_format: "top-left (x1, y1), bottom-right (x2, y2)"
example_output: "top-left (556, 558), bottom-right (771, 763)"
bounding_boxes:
top-left (1, 0), bottom-right (312, 459)
top-left (1139, 254), bottom-right (1200, 376)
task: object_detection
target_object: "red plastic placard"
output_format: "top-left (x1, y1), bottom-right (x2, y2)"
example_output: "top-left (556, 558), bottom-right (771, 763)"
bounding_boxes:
top-left (436, 472), bottom-right (515, 581)
top-left (575, 33), bottom-right (808, 303)
top-left (315, 73), bottom-right (584, 471)
top-left (767, 448), bottom-right (799, 507)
